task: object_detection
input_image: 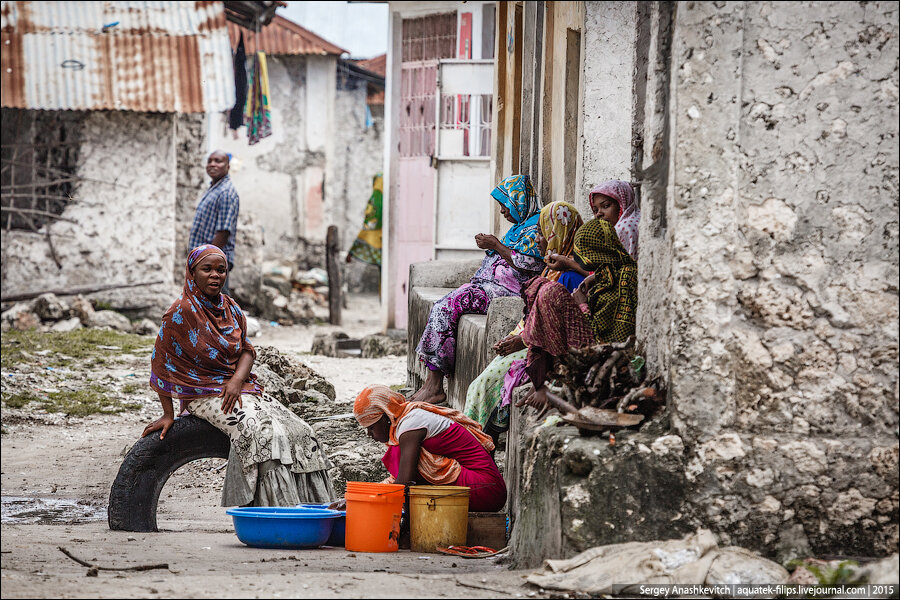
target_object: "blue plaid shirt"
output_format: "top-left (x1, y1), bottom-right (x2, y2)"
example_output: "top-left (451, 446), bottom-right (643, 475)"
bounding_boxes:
top-left (189, 175), bottom-right (239, 266)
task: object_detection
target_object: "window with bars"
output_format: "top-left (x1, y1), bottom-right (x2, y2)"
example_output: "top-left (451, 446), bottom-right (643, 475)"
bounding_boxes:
top-left (401, 12), bottom-right (457, 63)
top-left (399, 13), bottom-right (457, 158)
top-left (1, 109), bottom-right (82, 232)
top-left (439, 93), bottom-right (492, 157)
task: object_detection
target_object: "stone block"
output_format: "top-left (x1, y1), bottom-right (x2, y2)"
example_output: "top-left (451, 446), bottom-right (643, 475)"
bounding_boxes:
top-left (408, 259), bottom-right (482, 290)
top-left (360, 334), bottom-right (406, 358)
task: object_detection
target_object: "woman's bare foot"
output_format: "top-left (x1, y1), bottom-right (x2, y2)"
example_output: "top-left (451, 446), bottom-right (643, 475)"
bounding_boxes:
top-left (409, 370), bottom-right (447, 404)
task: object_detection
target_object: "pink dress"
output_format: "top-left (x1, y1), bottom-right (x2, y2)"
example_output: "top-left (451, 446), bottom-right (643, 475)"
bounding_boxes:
top-left (382, 422), bottom-right (507, 512)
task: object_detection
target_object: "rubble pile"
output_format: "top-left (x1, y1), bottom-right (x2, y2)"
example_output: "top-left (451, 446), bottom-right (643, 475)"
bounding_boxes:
top-left (1, 292), bottom-right (264, 338)
top-left (253, 345), bottom-right (387, 493)
top-left (2, 293), bottom-right (136, 334)
top-left (239, 261), bottom-right (331, 325)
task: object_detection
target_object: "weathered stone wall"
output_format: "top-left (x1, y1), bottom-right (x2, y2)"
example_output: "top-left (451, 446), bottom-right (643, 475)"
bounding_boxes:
top-left (174, 112), bottom-right (208, 283)
top-left (208, 54), bottom-right (336, 264)
top-left (329, 80), bottom-right (384, 293)
top-left (1, 111), bottom-right (179, 315)
top-left (579, 1), bottom-right (637, 219)
top-left (641, 0), bottom-right (899, 558)
top-left (510, 0), bottom-right (899, 567)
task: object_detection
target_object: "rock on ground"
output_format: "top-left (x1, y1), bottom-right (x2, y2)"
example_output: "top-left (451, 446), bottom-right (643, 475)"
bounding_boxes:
top-left (132, 318), bottom-right (158, 335)
top-left (360, 333), bottom-right (406, 358)
top-left (311, 332), bottom-right (350, 357)
top-left (49, 317), bottom-right (83, 333)
top-left (69, 295), bottom-right (95, 325)
top-left (91, 310), bottom-right (132, 332)
top-left (32, 293), bottom-right (68, 321)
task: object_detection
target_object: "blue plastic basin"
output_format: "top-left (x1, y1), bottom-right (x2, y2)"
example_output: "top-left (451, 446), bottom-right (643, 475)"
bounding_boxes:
top-left (300, 504), bottom-right (345, 546)
top-left (226, 506), bottom-right (341, 549)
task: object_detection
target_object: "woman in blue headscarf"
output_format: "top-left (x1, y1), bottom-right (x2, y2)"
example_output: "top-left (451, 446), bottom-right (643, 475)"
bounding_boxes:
top-left (409, 175), bottom-right (545, 405)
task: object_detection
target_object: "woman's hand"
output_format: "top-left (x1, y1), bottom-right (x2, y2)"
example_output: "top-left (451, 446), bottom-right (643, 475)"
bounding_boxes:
top-left (475, 233), bottom-right (501, 251)
top-left (493, 334), bottom-right (526, 356)
top-left (545, 253), bottom-right (575, 272)
top-left (142, 414), bottom-right (175, 440)
top-left (220, 378), bottom-right (244, 414)
top-left (328, 498), bottom-right (347, 511)
top-left (572, 273), bottom-right (596, 305)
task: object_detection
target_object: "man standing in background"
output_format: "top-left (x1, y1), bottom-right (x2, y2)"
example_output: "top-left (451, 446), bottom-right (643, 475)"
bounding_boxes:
top-left (189, 150), bottom-right (240, 295)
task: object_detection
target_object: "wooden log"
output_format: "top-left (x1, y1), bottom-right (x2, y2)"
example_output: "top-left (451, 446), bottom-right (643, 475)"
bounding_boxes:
top-left (326, 225), bottom-right (342, 326)
top-left (1, 280), bottom-right (165, 303)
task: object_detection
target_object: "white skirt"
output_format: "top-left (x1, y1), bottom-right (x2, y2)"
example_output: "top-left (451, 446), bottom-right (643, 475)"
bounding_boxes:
top-left (189, 393), bottom-right (335, 507)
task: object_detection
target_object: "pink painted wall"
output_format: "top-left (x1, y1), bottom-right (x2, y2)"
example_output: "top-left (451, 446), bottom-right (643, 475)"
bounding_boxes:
top-left (393, 157), bottom-right (435, 327)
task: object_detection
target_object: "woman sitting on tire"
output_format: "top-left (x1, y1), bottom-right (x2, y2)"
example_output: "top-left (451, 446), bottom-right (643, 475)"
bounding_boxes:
top-left (142, 244), bottom-right (335, 507)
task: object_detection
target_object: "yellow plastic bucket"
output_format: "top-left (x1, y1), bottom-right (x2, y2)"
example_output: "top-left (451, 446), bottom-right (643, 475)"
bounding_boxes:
top-left (408, 485), bottom-right (469, 553)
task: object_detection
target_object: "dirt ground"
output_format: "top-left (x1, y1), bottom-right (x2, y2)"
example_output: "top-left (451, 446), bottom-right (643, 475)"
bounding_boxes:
top-left (0, 294), bottom-right (549, 599)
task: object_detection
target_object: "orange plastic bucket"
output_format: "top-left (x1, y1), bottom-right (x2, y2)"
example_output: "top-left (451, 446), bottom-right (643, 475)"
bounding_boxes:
top-left (344, 482), bottom-right (405, 553)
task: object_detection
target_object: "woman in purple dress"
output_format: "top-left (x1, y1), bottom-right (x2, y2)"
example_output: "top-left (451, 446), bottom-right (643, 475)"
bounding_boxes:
top-left (409, 175), bottom-right (545, 405)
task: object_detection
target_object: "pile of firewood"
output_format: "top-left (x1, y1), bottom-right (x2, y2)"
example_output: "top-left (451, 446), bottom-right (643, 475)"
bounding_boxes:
top-left (551, 337), bottom-right (666, 419)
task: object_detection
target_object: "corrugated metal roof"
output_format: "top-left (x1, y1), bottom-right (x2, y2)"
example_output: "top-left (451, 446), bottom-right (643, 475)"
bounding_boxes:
top-left (355, 53), bottom-right (385, 78)
top-left (227, 14), bottom-right (346, 56)
top-left (1, 1), bottom-right (235, 113)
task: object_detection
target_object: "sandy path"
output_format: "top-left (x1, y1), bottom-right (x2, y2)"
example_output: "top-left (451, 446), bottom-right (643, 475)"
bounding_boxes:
top-left (1, 295), bottom-right (548, 598)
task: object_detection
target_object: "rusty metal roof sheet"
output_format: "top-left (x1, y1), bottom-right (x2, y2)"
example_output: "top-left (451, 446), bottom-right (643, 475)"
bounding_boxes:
top-left (227, 14), bottom-right (346, 56)
top-left (1, 1), bottom-right (235, 113)
top-left (355, 53), bottom-right (385, 78)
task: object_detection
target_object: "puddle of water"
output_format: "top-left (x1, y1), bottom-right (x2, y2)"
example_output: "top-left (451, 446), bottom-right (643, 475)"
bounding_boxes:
top-left (1, 496), bottom-right (106, 525)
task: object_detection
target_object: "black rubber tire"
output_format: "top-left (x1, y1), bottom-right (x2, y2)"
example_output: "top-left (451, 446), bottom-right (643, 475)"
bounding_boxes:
top-left (108, 415), bottom-right (230, 532)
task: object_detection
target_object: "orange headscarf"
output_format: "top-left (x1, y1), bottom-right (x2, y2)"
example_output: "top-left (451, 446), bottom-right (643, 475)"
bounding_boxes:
top-left (354, 385), bottom-right (494, 485)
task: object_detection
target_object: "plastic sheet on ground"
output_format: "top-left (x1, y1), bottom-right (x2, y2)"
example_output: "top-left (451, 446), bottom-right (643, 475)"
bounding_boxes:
top-left (526, 529), bottom-right (788, 595)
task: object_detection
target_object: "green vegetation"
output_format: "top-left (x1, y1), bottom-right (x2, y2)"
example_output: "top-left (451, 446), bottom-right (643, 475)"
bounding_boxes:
top-left (2, 390), bottom-right (43, 409)
top-left (2, 385), bottom-right (142, 417)
top-left (1, 329), bottom-right (153, 369)
top-left (787, 559), bottom-right (864, 586)
top-left (121, 382), bottom-right (147, 395)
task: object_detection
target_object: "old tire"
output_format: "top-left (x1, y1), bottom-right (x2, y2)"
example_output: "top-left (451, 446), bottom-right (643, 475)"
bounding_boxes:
top-left (108, 415), bottom-right (230, 532)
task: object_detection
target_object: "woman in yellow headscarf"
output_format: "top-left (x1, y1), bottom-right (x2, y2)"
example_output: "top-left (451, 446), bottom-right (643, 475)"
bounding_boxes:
top-left (463, 200), bottom-right (584, 440)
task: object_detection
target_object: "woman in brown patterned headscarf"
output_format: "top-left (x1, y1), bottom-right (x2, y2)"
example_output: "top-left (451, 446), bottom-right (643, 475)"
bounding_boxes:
top-left (142, 245), bottom-right (335, 507)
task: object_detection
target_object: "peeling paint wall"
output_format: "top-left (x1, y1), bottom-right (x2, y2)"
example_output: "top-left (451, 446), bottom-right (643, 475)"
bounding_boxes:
top-left (1, 110), bottom-right (178, 315)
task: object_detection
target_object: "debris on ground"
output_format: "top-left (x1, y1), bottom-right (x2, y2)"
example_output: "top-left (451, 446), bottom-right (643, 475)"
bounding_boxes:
top-left (311, 331), bottom-right (407, 358)
top-left (526, 529), bottom-right (789, 595)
